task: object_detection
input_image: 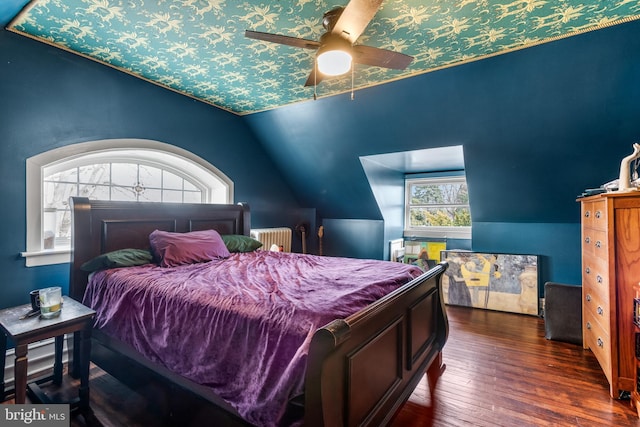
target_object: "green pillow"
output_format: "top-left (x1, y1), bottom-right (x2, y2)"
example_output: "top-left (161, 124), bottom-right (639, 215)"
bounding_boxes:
top-left (221, 235), bottom-right (263, 253)
top-left (81, 248), bottom-right (154, 272)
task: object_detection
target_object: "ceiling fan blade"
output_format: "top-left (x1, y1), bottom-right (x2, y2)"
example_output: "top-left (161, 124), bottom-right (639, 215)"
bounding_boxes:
top-left (304, 67), bottom-right (325, 87)
top-left (331, 0), bottom-right (384, 43)
top-left (245, 30), bottom-right (320, 50)
top-left (352, 45), bottom-right (413, 70)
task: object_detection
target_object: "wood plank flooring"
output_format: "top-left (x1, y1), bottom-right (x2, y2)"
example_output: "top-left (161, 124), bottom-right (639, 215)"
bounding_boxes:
top-left (3, 305), bottom-right (640, 426)
top-left (392, 306), bottom-right (640, 427)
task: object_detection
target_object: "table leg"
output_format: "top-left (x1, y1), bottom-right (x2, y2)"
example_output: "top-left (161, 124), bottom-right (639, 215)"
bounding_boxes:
top-left (53, 335), bottom-right (64, 385)
top-left (14, 343), bottom-right (28, 404)
top-left (0, 333), bottom-right (6, 401)
top-left (69, 333), bottom-right (80, 379)
top-left (77, 327), bottom-right (91, 410)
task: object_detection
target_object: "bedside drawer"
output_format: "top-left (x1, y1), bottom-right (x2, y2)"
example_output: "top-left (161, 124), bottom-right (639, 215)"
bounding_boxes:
top-left (584, 314), bottom-right (611, 382)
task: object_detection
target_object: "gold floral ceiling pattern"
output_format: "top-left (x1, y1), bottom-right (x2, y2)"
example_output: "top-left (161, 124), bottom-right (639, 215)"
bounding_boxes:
top-left (8, 0), bottom-right (640, 115)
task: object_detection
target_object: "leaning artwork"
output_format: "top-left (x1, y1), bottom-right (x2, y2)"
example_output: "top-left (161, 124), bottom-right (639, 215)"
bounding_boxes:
top-left (440, 250), bottom-right (539, 316)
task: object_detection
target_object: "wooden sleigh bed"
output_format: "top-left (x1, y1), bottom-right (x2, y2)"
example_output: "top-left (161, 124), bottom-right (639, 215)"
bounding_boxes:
top-left (68, 197), bottom-right (449, 427)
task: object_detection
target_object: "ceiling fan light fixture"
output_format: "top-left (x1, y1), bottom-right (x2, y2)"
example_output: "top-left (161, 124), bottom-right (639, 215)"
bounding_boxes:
top-left (316, 35), bottom-right (352, 76)
top-left (317, 49), bottom-right (352, 76)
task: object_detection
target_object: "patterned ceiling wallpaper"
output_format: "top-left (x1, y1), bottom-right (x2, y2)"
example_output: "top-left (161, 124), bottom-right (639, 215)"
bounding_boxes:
top-left (8, 0), bottom-right (640, 115)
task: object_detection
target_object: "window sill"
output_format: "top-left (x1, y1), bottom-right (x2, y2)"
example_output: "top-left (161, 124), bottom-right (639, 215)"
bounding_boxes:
top-left (404, 228), bottom-right (471, 240)
top-left (21, 249), bottom-right (71, 267)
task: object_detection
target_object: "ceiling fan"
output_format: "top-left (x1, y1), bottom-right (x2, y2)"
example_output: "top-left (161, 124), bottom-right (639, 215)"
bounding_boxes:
top-left (245, 0), bottom-right (413, 87)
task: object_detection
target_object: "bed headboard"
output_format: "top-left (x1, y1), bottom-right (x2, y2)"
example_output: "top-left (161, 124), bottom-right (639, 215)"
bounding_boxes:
top-left (69, 197), bottom-right (250, 302)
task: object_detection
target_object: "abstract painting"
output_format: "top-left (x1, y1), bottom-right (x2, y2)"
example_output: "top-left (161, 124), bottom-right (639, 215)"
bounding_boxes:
top-left (440, 250), bottom-right (539, 316)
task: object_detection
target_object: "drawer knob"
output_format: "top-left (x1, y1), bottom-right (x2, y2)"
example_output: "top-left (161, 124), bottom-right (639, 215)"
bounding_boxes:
top-left (595, 211), bottom-right (602, 219)
top-left (597, 337), bottom-right (604, 347)
top-left (586, 322), bottom-right (592, 330)
top-left (585, 211), bottom-right (591, 218)
top-left (596, 275), bottom-right (603, 284)
top-left (585, 267), bottom-right (590, 275)
top-left (597, 306), bottom-right (604, 316)
top-left (585, 236), bottom-right (591, 244)
top-left (586, 294), bottom-right (592, 302)
top-left (595, 240), bottom-right (602, 248)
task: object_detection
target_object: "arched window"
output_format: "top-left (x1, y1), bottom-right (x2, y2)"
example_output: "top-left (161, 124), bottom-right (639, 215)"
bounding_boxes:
top-left (23, 139), bottom-right (233, 266)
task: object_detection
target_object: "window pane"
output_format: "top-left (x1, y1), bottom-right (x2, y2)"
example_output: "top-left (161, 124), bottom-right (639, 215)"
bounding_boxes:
top-left (183, 190), bottom-right (202, 203)
top-left (43, 208), bottom-right (71, 246)
top-left (140, 165), bottom-right (162, 188)
top-left (163, 189), bottom-right (183, 202)
top-left (79, 164), bottom-right (110, 185)
top-left (43, 182), bottom-right (77, 210)
top-left (163, 170), bottom-right (183, 190)
top-left (184, 180), bottom-right (198, 191)
top-left (139, 188), bottom-right (162, 202)
top-left (47, 168), bottom-right (78, 183)
top-left (111, 185), bottom-right (136, 201)
top-left (88, 185), bottom-right (111, 200)
top-left (410, 207), bottom-right (471, 227)
top-left (111, 163), bottom-right (138, 186)
top-left (78, 184), bottom-right (95, 198)
top-left (57, 209), bottom-right (72, 239)
top-left (42, 207), bottom-right (57, 241)
top-left (411, 182), bottom-right (468, 205)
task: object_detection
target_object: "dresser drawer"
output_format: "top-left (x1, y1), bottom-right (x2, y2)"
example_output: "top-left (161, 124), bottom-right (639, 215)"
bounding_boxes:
top-left (584, 313), bottom-right (612, 382)
top-left (582, 228), bottom-right (608, 258)
top-left (583, 291), bottom-right (610, 336)
top-left (582, 256), bottom-right (609, 299)
top-left (582, 200), bottom-right (608, 231)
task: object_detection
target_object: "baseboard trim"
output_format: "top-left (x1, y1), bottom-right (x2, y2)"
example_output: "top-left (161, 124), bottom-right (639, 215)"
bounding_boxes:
top-left (2, 335), bottom-right (71, 392)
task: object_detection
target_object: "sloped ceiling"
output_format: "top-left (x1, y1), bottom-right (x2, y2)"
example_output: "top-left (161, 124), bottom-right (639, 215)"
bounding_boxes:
top-left (6, 0), bottom-right (640, 115)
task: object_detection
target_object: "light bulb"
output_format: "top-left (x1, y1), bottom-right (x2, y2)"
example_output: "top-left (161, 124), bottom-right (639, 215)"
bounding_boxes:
top-left (317, 50), bottom-right (352, 76)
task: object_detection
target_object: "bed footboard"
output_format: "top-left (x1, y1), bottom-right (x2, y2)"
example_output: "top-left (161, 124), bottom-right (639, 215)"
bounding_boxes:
top-left (304, 262), bottom-right (448, 427)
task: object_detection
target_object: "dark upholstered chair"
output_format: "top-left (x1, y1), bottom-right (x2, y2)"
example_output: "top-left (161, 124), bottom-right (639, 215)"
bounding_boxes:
top-left (544, 282), bottom-right (582, 345)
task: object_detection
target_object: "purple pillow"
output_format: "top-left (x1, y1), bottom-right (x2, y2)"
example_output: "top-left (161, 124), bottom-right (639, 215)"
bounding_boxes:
top-left (149, 229), bottom-right (230, 267)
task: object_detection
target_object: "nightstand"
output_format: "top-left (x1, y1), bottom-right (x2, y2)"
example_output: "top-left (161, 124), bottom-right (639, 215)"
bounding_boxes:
top-left (0, 297), bottom-right (95, 413)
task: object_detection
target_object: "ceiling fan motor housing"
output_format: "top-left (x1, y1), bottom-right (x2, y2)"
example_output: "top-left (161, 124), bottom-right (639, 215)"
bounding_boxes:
top-left (322, 7), bottom-right (345, 32)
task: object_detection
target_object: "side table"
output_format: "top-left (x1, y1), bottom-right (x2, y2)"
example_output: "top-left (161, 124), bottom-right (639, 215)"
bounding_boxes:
top-left (0, 297), bottom-right (95, 414)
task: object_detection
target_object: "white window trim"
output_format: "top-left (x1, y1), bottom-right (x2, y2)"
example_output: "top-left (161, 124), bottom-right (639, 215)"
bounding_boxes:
top-left (22, 138), bottom-right (233, 267)
top-left (404, 175), bottom-right (472, 240)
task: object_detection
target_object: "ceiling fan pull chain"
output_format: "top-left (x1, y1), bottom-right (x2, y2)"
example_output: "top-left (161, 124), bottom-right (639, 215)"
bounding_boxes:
top-left (314, 62), bottom-right (318, 101)
top-left (351, 66), bottom-right (355, 101)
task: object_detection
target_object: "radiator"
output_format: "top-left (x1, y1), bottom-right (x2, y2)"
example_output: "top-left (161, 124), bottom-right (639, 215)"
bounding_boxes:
top-left (250, 227), bottom-right (292, 252)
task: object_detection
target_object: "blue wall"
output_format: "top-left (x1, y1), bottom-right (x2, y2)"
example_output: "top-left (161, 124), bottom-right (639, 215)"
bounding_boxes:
top-left (245, 19), bottom-right (640, 287)
top-left (0, 29), bottom-right (304, 309)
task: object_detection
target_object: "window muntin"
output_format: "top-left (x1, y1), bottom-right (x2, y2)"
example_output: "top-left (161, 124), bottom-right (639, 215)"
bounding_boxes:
top-left (24, 139), bottom-right (233, 266)
top-left (405, 176), bottom-right (471, 238)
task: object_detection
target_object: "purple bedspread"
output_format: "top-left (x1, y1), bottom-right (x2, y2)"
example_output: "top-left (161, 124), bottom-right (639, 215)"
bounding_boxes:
top-left (83, 251), bottom-right (423, 426)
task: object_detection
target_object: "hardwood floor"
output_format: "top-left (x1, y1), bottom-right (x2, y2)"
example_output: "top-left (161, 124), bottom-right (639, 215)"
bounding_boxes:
top-left (3, 305), bottom-right (640, 426)
top-left (392, 306), bottom-right (640, 427)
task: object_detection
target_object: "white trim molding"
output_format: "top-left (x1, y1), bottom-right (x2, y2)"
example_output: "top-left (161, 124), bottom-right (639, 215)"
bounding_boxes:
top-left (2, 337), bottom-right (65, 393)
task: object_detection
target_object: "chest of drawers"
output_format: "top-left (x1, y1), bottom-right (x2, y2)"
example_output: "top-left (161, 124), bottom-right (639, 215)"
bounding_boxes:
top-left (580, 193), bottom-right (640, 398)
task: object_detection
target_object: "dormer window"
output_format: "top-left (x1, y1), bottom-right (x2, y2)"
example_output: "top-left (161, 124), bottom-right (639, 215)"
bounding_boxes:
top-left (404, 175), bottom-right (471, 239)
